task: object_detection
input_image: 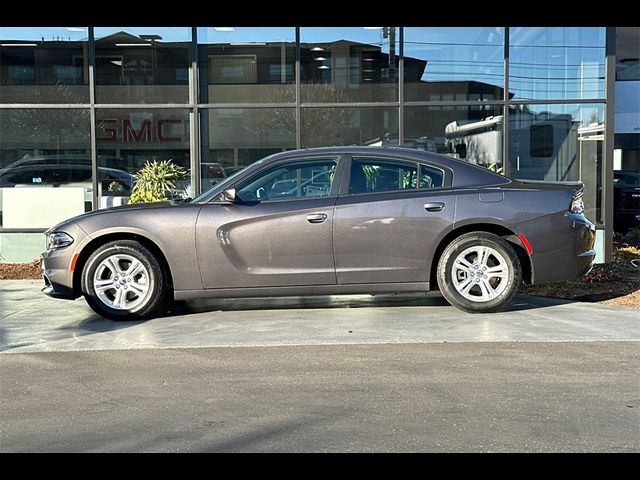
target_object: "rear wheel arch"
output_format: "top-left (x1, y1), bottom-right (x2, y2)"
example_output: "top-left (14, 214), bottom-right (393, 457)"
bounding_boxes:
top-left (436, 231), bottom-right (522, 313)
top-left (429, 223), bottom-right (532, 288)
top-left (73, 232), bottom-right (174, 298)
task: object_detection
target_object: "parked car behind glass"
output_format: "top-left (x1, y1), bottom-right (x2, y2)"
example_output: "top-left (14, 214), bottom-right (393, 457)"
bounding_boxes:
top-left (613, 170), bottom-right (640, 234)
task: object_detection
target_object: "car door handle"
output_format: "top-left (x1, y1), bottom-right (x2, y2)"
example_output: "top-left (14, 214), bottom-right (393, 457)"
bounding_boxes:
top-left (306, 213), bottom-right (328, 223)
top-left (424, 202), bottom-right (445, 212)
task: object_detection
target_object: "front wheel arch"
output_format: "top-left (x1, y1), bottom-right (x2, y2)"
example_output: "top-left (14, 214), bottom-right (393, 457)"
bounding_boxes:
top-left (81, 239), bottom-right (168, 320)
top-left (73, 233), bottom-right (174, 299)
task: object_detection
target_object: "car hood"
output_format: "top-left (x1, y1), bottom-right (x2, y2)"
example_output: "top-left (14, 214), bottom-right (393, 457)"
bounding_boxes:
top-left (45, 201), bottom-right (174, 234)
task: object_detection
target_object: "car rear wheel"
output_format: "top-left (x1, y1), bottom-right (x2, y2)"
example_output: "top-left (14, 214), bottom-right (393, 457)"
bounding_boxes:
top-left (81, 240), bottom-right (168, 320)
top-left (437, 232), bottom-right (522, 313)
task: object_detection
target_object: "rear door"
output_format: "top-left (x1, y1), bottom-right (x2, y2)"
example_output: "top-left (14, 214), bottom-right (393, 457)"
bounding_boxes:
top-left (334, 155), bottom-right (455, 285)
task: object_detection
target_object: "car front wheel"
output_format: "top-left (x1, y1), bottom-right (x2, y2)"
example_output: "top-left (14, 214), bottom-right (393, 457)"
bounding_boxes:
top-left (81, 240), bottom-right (168, 320)
top-left (437, 232), bottom-right (522, 313)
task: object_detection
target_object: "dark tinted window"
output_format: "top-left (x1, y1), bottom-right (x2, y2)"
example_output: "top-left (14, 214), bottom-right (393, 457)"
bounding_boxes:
top-left (614, 171), bottom-right (640, 188)
top-left (10, 166), bottom-right (72, 184)
top-left (350, 158), bottom-right (418, 194)
top-left (69, 166), bottom-right (92, 181)
top-left (419, 164), bottom-right (445, 189)
top-left (530, 124), bottom-right (554, 157)
top-left (3, 170), bottom-right (36, 184)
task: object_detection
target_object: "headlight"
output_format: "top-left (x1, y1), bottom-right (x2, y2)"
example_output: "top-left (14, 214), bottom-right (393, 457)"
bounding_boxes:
top-left (46, 231), bottom-right (74, 250)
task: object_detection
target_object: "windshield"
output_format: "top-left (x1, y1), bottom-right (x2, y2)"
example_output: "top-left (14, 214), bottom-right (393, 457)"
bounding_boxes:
top-left (192, 167), bottom-right (247, 203)
top-left (614, 171), bottom-right (640, 188)
top-left (193, 167), bottom-right (247, 203)
top-left (193, 154), bottom-right (279, 202)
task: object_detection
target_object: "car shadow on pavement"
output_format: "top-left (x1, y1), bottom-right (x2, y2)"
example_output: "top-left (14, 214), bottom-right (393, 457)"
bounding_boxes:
top-left (158, 293), bottom-right (574, 318)
top-left (71, 315), bottom-right (144, 334)
top-left (162, 293), bottom-right (451, 316)
top-left (509, 295), bottom-right (575, 311)
top-left (69, 294), bottom-right (576, 335)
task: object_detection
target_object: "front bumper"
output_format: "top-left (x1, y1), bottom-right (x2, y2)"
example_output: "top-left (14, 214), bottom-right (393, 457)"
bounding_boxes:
top-left (42, 275), bottom-right (76, 299)
top-left (517, 211), bottom-right (596, 285)
top-left (41, 222), bottom-right (89, 300)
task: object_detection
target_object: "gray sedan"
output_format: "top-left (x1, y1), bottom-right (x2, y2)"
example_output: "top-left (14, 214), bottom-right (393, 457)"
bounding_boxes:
top-left (42, 147), bottom-right (596, 319)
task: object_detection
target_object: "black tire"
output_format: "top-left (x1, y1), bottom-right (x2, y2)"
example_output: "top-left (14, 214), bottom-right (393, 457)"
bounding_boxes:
top-left (81, 240), bottom-right (168, 320)
top-left (437, 232), bottom-right (522, 313)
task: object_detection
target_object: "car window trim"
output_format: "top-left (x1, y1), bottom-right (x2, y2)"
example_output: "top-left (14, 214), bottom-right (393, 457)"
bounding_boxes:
top-left (205, 154), bottom-right (347, 204)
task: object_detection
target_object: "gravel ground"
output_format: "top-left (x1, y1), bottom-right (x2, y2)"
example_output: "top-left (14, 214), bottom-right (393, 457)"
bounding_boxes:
top-left (0, 259), bottom-right (41, 279)
top-left (522, 261), bottom-right (639, 309)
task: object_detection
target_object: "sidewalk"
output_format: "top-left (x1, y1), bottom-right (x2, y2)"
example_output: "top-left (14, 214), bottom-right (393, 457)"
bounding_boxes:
top-left (2, 279), bottom-right (639, 353)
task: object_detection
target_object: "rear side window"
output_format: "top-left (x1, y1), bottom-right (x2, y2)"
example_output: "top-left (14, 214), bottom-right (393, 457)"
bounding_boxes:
top-left (350, 158), bottom-right (418, 194)
top-left (69, 167), bottom-right (92, 182)
top-left (8, 167), bottom-right (71, 184)
top-left (419, 164), bottom-right (445, 189)
top-left (349, 157), bottom-right (445, 194)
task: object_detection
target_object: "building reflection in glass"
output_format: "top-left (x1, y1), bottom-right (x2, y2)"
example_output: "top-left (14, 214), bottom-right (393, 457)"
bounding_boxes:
top-left (94, 27), bottom-right (191, 104)
top-left (0, 27), bottom-right (611, 236)
top-left (197, 27), bottom-right (296, 104)
top-left (0, 27), bottom-right (89, 103)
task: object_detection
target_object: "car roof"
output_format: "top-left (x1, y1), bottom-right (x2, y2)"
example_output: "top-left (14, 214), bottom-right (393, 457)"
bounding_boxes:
top-left (3, 164), bottom-right (128, 172)
top-left (0, 164), bottom-right (136, 178)
top-left (261, 146), bottom-right (510, 188)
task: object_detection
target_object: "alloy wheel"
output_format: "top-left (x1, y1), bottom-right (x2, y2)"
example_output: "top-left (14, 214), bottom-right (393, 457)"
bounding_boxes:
top-left (451, 245), bottom-right (511, 303)
top-left (92, 253), bottom-right (152, 311)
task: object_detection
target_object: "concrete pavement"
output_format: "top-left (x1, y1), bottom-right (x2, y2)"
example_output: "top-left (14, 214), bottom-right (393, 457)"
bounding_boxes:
top-left (1, 279), bottom-right (639, 353)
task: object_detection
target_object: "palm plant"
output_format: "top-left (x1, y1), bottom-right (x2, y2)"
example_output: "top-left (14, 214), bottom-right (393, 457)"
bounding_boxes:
top-left (129, 160), bottom-right (187, 204)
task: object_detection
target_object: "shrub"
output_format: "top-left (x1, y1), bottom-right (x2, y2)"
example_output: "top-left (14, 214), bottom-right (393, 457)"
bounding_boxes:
top-left (613, 245), bottom-right (640, 264)
top-left (129, 160), bottom-right (187, 204)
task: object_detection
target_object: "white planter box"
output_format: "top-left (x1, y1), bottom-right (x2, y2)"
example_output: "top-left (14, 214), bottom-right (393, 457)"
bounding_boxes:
top-left (100, 196), bottom-right (130, 209)
top-left (2, 187), bottom-right (86, 229)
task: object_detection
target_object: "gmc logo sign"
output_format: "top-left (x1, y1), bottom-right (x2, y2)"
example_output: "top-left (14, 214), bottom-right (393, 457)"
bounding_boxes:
top-left (97, 118), bottom-right (183, 143)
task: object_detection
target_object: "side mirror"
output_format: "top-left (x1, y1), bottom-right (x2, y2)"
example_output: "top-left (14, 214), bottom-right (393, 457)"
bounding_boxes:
top-left (219, 187), bottom-right (260, 205)
top-left (221, 188), bottom-right (237, 203)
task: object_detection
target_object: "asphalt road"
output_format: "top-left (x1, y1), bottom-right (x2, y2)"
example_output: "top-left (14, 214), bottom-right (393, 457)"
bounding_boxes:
top-left (1, 343), bottom-right (638, 453)
top-left (0, 280), bottom-right (639, 452)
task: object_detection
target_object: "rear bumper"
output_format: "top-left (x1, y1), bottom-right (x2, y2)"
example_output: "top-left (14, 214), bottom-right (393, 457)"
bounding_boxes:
top-left (517, 211), bottom-right (596, 285)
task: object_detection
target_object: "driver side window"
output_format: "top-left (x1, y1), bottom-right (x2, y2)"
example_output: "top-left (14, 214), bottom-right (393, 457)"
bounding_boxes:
top-left (236, 158), bottom-right (338, 202)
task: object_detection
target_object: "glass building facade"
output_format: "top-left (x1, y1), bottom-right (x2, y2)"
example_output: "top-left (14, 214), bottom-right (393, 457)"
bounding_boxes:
top-left (0, 26), bottom-right (633, 263)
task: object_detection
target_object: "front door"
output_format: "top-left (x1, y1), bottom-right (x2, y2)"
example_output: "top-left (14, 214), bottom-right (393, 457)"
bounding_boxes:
top-left (196, 157), bottom-right (342, 289)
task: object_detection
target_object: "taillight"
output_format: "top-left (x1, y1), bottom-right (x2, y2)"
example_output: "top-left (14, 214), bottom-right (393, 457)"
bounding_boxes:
top-left (570, 190), bottom-right (584, 214)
